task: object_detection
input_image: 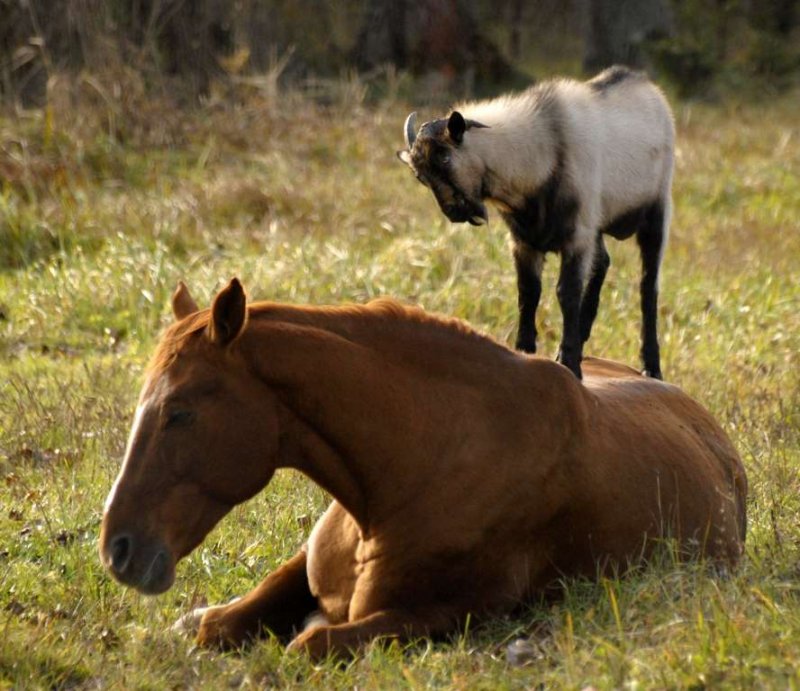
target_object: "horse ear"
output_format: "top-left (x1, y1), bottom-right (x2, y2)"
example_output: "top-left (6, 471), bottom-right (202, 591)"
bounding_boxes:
top-left (208, 278), bottom-right (247, 346)
top-left (172, 281), bottom-right (199, 320)
top-left (447, 111), bottom-right (467, 144)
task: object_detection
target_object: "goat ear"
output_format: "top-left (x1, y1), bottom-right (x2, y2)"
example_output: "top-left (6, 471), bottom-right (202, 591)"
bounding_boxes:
top-left (208, 278), bottom-right (247, 346)
top-left (447, 111), bottom-right (467, 144)
top-left (466, 119), bottom-right (489, 130)
top-left (396, 149), bottom-right (413, 166)
top-left (172, 281), bottom-right (199, 321)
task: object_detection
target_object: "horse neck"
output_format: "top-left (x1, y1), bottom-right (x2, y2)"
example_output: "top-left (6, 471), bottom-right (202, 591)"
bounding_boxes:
top-left (248, 301), bottom-right (517, 390)
top-left (239, 316), bottom-right (464, 532)
top-left (238, 306), bottom-right (585, 534)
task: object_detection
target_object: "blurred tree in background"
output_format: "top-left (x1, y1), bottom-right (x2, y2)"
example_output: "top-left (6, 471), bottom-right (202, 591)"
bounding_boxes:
top-left (353, 0), bottom-right (525, 95)
top-left (0, 0), bottom-right (797, 107)
top-left (582, 0), bottom-right (674, 72)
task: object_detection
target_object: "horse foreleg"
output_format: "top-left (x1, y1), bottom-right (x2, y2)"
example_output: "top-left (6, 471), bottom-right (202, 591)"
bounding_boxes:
top-left (192, 550), bottom-right (318, 649)
top-left (286, 607), bottom-right (459, 660)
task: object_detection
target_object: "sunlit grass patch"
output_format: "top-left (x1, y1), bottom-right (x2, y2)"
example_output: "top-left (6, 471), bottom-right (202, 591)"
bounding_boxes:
top-left (1, 83), bottom-right (799, 687)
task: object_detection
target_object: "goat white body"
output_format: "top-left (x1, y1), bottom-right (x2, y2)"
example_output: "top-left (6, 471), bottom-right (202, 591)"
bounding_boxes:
top-left (456, 75), bottom-right (674, 258)
top-left (399, 67), bottom-right (675, 379)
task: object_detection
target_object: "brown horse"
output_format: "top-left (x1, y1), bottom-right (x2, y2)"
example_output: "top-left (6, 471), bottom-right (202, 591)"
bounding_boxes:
top-left (99, 278), bottom-right (747, 658)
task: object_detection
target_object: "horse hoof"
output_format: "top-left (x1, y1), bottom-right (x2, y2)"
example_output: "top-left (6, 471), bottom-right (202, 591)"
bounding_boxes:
top-left (286, 625), bottom-right (334, 660)
top-left (171, 607), bottom-right (209, 636)
top-left (506, 637), bottom-right (539, 666)
top-left (172, 596), bottom-right (242, 637)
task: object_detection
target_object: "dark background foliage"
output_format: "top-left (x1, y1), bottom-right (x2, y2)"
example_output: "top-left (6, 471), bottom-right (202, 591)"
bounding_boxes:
top-left (0, 0), bottom-right (797, 107)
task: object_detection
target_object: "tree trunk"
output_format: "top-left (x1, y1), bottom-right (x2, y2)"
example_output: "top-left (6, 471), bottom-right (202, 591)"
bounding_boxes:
top-left (508, 0), bottom-right (525, 60)
top-left (146, 0), bottom-right (232, 98)
top-left (583, 0), bottom-right (674, 73)
top-left (0, 0), bottom-right (104, 107)
top-left (750, 0), bottom-right (798, 35)
top-left (353, 0), bottom-right (409, 71)
top-left (354, 0), bottom-right (523, 95)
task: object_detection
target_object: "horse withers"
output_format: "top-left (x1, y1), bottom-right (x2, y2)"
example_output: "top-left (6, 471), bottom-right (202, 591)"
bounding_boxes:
top-left (99, 279), bottom-right (747, 658)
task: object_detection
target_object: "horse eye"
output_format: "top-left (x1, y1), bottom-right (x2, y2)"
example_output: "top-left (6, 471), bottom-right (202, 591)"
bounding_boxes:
top-left (165, 410), bottom-right (195, 428)
top-left (439, 152), bottom-right (451, 165)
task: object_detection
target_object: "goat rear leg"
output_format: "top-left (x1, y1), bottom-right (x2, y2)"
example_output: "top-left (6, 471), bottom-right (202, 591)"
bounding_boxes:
top-left (579, 235), bottom-right (611, 345)
top-left (194, 550), bottom-right (318, 649)
top-left (637, 203), bottom-right (666, 380)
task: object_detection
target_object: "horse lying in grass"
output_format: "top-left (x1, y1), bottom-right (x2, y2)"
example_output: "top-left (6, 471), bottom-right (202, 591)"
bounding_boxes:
top-left (99, 278), bottom-right (747, 659)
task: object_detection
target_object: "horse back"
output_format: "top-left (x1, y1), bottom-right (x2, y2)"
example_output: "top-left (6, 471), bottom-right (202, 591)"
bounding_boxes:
top-left (573, 367), bottom-right (747, 566)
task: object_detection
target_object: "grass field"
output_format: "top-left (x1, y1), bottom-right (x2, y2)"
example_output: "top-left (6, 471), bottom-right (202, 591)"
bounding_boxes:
top-left (1, 75), bottom-right (799, 688)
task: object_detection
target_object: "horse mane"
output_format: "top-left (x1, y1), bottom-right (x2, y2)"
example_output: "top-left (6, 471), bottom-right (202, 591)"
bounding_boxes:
top-left (147, 297), bottom-right (513, 375)
top-left (248, 297), bottom-right (513, 360)
top-left (147, 311), bottom-right (210, 374)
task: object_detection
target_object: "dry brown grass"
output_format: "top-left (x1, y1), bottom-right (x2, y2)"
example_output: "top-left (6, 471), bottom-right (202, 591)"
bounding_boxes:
top-left (1, 75), bottom-right (799, 688)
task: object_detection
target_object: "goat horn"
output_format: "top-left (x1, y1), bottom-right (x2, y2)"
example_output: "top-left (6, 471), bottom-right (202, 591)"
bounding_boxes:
top-left (404, 112), bottom-right (418, 150)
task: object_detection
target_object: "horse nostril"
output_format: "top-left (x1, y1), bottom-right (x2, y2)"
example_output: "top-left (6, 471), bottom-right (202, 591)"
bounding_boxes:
top-left (109, 533), bottom-right (133, 574)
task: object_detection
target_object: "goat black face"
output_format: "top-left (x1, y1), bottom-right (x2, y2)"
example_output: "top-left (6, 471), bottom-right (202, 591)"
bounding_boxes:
top-left (421, 170), bottom-right (488, 226)
top-left (397, 112), bottom-right (489, 226)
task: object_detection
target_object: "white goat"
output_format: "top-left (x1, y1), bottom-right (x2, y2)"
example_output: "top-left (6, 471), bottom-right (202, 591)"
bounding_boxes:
top-left (398, 66), bottom-right (675, 379)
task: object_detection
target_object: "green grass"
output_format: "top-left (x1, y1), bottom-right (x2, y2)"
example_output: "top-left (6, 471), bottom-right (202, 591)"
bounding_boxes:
top-left (1, 79), bottom-right (799, 689)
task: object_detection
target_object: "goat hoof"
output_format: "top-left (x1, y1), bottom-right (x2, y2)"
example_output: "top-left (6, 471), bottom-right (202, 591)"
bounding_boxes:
top-left (515, 338), bottom-right (537, 354)
top-left (556, 351), bottom-right (582, 379)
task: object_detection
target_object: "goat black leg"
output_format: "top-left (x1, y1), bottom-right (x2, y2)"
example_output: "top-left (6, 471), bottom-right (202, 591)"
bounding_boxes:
top-left (513, 242), bottom-right (543, 353)
top-left (579, 235), bottom-right (611, 345)
top-left (636, 203), bottom-right (665, 380)
top-left (556, 249), bottom-right (586, 379)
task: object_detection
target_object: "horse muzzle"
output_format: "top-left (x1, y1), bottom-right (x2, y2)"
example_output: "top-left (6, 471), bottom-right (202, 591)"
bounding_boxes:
top-left (100, 531), bottom-right (176, 595)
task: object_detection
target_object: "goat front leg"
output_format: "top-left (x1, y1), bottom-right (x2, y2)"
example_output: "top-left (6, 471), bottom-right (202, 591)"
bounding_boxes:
top-left (556, 247), bottom-right (590, 379)
top-left (193, 550), bottom-right (318, 649)
top-left (513, 242), bottom-right (544, 353)
top-left (579, 235), bottom-right (611, 345)
top-left (286, 607), bottom-right (461, 660)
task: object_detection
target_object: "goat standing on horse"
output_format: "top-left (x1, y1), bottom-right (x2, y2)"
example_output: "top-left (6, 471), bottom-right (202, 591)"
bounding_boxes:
top-left (398, 66), bottom-right (675, 380)
top-left (99, 279), bottom-right (746, 660)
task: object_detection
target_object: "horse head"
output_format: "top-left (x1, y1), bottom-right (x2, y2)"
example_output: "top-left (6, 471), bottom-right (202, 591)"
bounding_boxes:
top-left (99, 279), bottom-right (280, 594)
